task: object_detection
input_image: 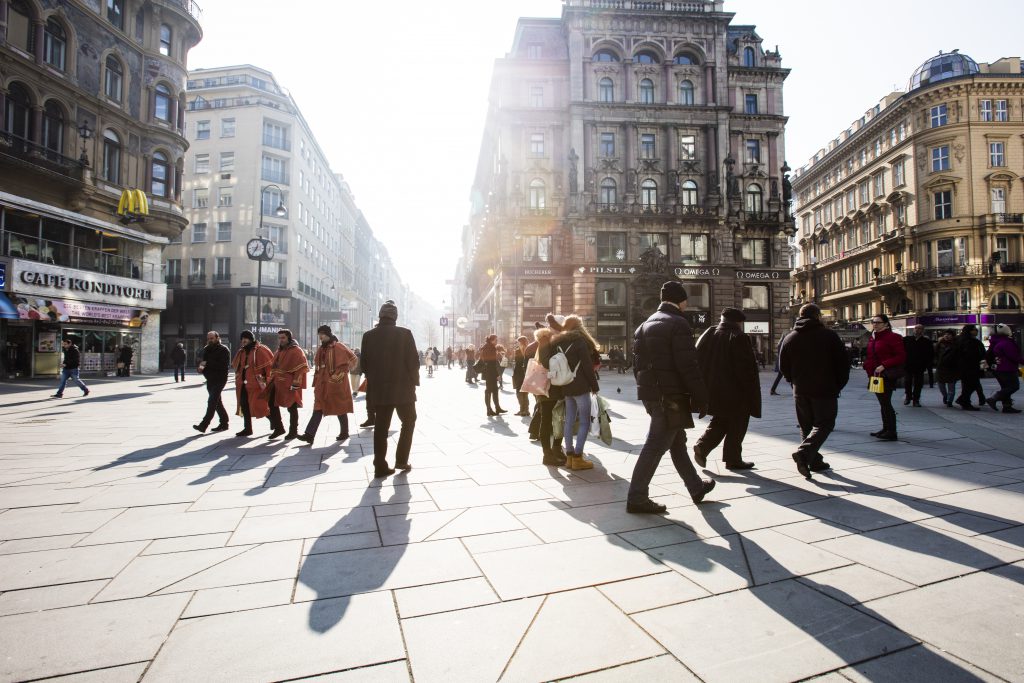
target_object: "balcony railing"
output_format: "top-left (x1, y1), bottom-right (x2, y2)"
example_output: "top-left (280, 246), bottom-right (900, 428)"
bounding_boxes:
top-left (588, 202), bottom-right (710, 217)
top-left (188, 273), bottom-right (207, 287)
top-left (259, 276), bottom-right (287, 289)
top-left (155, 0), bottom-right (202, 22)
top-left (213, 273), bottom-right (232, 286)
top-left (262, 136), bottom-right (291, 151)
top-left (261, 170), bottom-right (289, 185)
top-left (993, 213), bottom-right (1024, 224)
top-left (995, 262), bottom-right (1024, 274)
top-left (0, 131), bottom-right (83, 179)
top-left (165, 274), bottom-right (182, 286)
top-left (3, 233), bottom-right (162, 283)
top-left (565, 0), bottom-right (711, 10)
top-left (906, 264), bottom-right (986, 282)
top-left (188, 97), bottom-right (294, 114)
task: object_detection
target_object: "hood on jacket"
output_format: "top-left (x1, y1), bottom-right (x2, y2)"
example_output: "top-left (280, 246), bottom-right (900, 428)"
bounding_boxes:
top-left (793, 316), bottom-right (824, 332)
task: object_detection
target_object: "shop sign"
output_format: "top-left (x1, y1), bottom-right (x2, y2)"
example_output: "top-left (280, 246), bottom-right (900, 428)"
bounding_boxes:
top-left (744, 322), bottom-right (770, 335)
top-left (12, 260), bottom-right (167, 309)
top-left (735, 269), bottom-right (785, 280)
top-left (10, 295), bottom-right (148, 327)
top-left (0, 261), bottom-right (6, 290)
top-left (916, 314), bottom-right (996, 326)
top-left (510, 265), bottom-right (575, 277)
top-left (674, 266), bottom-right (724, 278)
top-left (578, 265), bottom-right (633, 275)
top-left (685, 311), bottom-right (713, 327)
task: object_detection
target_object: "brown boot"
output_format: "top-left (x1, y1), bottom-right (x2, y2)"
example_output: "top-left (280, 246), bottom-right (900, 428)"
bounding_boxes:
top-left (569, 453), bottom-right (594, 470)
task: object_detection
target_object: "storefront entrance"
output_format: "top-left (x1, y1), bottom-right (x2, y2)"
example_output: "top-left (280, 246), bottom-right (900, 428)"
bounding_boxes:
top-left (62, 329), bottom-right (141, 376)
top-left (3, 323), bottom-right (32, 379)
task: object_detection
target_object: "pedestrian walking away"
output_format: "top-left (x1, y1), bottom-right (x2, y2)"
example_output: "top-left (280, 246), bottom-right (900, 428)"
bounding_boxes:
top-left (268, 329), bottom-right (308, 439)
top-left (424, 349), bottom-right (435, 378)
top-left (193, 330), bottom-right (230, 433)
top-left (866, 314), bottom-right (906, 440)
top-left (360, 300), bottom-right (419, 478)
top-left (530, 326), bottom-right (567, 466)
top-left (769, 335), bottom-right (786, 395)
top-left (464, 345), bottom-right (477, 384)
top-left (52, 338), bottom-right (89, 398)
top-left (546, 313), bottom-right (601, 470)
top-left (627, 281), bottom-right (715, 513)
top-left (478, 335), bottom-right (506, 416)
top-left (117, 343), bottom-right (134, 377)
top-left (954, 324), bottom-right (987, 411)
top-left (903, 324), bottom-right (933, 407)
top-left (693, 307), bottom-right (760, 471)
top-left (231, 331), bottom-right (274, 437)
top-left (934, 330), bottom-right (959, 407)
top-left (779, 304), bottom-right (850, 479)
top-left (170, 342), bottom-right (187, 382)
top-left (511, 335), bottom-right (531, 416)
top-left (349, 348), bottom-right (362, 398)
top-left (986, 324), bottom-right (1022, 413)
top-left (298, 326), bottom-right (358, 444)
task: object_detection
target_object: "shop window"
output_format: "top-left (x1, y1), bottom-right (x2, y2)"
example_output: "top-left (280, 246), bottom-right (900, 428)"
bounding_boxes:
top-left (596, 281), bottom-right (626, 307)
top-left (742, 285), bottom-right (769, 310)
top-left (682, 282), bottom-right (709, 309)
top-left (596, 232), bottom-right (626, 262)
top-left (522, 282), bottom-right (552, 308)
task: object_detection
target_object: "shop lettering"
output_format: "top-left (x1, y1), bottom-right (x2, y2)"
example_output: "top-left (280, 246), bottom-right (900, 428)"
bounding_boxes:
top-left (20, 271), bottom-right (153, 301)
top-left (674, 267), bottom-right (721, 277)
top-left (523, 269), bottom-right (554, 276)
top-left (735, 270), bottom-right (781, 280)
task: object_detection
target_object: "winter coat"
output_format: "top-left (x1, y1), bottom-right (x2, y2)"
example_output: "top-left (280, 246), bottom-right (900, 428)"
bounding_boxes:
top-left (478, 341), bottom-right (499, 362)
top-left (511, 346), bottom-right (528, 390)
top-left (988, 335), bottom-right (1023, 373)
top-left (695, 321), bottom-right (762, 418)
top-left (312, 338), bottom-right (357, 415)
top-left (232, 342), bottom-right (273, 418)
top-left (954, 333), bottom-right (986, 380)
top-left (119, 346), bottom-right (133, 364)
top-left (632, 302), bottom-right (709, 420)
top-left (200, 342), bottom-right (230, 384)
top-left (779, 317), bottom-right (850, 399)
top-left (544, 329), bottom-right (599, 398)
top-left (269, 342), bottom-right (308, 407)
top-left (359, 319), bottom-right (420, 407)
top-left (170, 347), bottom-right (186, 365)
top-left (935, 340), bottom-right (959, 383)
top-left (865, 329), bottom-right (906, 378)
top-left (903, 335), bottom-right (934, 372)
top-left (62, 344), bottom-right (81, 369)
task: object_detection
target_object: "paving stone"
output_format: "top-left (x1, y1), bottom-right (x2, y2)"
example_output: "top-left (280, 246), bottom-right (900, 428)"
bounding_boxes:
top-left (0, 506), bottom-right (122, 541)
top-left (917, 512), bottom-right (1017, 538)
top-left (741, 528), bottom-right (853, 585)
top-left (188, 485), bottom-right (316, 511)
top-left (597, 571), bottom-right (709, 613)
top-left (374, 500), bottom-right (439, 516)
top-left (42, 662), bottom-right (150, 682)
top-left (559, 655), bottom-right (700, 682)
top-left (299, 661), bottom-right (411, 682)
top-left (0, 541), bottom-right (146, 591)
top-left (80, 505), bottom-right (246, 545)
top-left (229, 506), bottom-right (377, 545)
top-left (72, 485), bottom-right (210, 511)
top-left (793, 492), bottom-right (954, 532)
top-left (421, 505), bottom-right (525, 541)
top-left (303, 531), bottom-right (382, 555)
top-left (395, 577), bottom-right (499, 618)
top-left (927, 484), bottom-right (1024, 525)
top-left (0, 483), bottom-right (96, 508)
top-left (141, 532), bottom-right (232, 555)
top-left (312, 483), bottom-right (433, 511)
top-left (0, 532), bottom-right (88, 555)
top-left (158, 540), bottom-right (302, 593)
top-left (182, 578), bottom-right (295, 618)
top-left (645, 534), bottom-right (751, 594)
top-left (0, 579), bottom-right (108, 616)
top-left (797, 564), bottom-right (916, 605)
top-left (461, 528), bottom-right (544, 554)
top-left (772, 518), bottom-right (858, 544)
top-left (427, 481), bottom-right (552, 510)
top-left (618, 523), bottom-right (701, 550)
top-left (838, 643), bottom-right (1003, 682)
top-left (517, 501), bottom-right (674, 543)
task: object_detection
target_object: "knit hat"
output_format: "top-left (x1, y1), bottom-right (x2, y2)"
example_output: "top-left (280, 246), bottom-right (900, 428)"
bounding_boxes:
top-left (661, 281), bottom-right (688, 304)
top-left (721, 307), bottom-right (746, 323)
top-left (240, 330), bottom-right (255, 341)
top-left (378, 300), bottom-right (398, 320)
top-left (546, 313), bottom-right (566, 332)
top-left (995, 323), bottom-right (1012, 336)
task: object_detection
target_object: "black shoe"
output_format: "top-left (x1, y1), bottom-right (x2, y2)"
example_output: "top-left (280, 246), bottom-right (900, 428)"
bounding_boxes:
top-left (487, 410), bottom-right (497, 417)
top-left (912, 401), bottom-right (922, 407)
top-left (211, 424), bottom-right (230, 432)
top-left (268, 428), bottom-right (285, 439)
top-left (691, 479), bottom-right (716, 504)
top-left (626, 499), bottom-right (668, 514)
top-left (770, 391), bottom-right (779, 396)
top-left (235, 429), bottom-right (253, 437)
top-left (1003, 406), bottom-right (1022, 414)
top-left (359, 420), bottom-right (374, 428)
top-left (870, 430), bottom-right (887, 438)
top-left (374, 468), bottom-right (396, 478)
top-left (296, 434), bottom-right (314, 444)
top-left (83, 389), bottom-right (90, 396)
top-left (809, 461), bottom-right (831, 472)
top-left (693, 445), bottom-right (708, 468)
top-left (542, 454), bottom-right (563, 466)
top-left (52, 394), bottom-right (63, 398)
top-left (193, 424), bottom-right (208, 433)
top-left (876, 431), bottom-right (898, 441)
top-left (903, 397), bottom-right (911, 405)
top-left (396, 463), bottom-right (412, 472)
top-left (986, 398), bottom-right (999, 411)
top-left (793, 453), bottom-right (811, 479)
top-left (725, 461), bottom-right (755, 471)
top-left (960, 404), bottom-right (980, 411)
top-left (285, 431), bottom-right (298, 440)
top-left (336, 433), bottom-right (350, 441)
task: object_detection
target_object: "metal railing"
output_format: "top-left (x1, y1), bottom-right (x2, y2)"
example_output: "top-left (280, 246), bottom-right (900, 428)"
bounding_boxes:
top-left (213, 273), bottom-right (231, 286)
top-left (906, 264), bottom-right (986, 282)
top-left (2, 232), bottom-right (161, 283)
top-left (995, 262), bottom-right (1024, 274)
top-left (992, 213), bottom-right (1024, 224)
top-left (188, 273), bottom-right (206, 286)
top-left (262, 136), bottom-right (291, 151)
top-left (188, 97), bottom-right (293, 113)
top-left (588, 202), bottom-right (710, 217)
top-left (157, 0), bottom-right (202, 22)
top-left (565, 0), bottom-right (710, 10)
top-left (165, 274), bottom-right (181, 286)
top-left (0, 131), bottom-right (82, 178)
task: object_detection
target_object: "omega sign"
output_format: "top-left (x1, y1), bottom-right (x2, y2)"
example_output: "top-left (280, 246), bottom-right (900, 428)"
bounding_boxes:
top-left (674, 266), bottom-right (721, 278)
top-left (13, 260), bottom-right (167, 310)
top-left (735, 270), bottom-right (783, 280)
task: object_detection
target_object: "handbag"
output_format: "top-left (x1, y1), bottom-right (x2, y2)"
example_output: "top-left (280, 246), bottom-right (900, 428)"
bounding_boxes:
top-left (473, 359), bottom-right (486, 375)
top-left (521, 359), bottom-right (550, 396)
top-left (868, 376), bottom-right (885, 394)
top-left (116, 362), bottom-right (125, 369)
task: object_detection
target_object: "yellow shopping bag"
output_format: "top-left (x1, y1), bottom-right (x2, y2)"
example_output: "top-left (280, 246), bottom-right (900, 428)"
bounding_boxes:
top-left (868, 376), bottom-right (885, 394)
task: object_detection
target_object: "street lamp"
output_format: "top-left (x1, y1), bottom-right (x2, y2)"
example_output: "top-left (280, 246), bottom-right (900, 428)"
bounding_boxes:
top-left (77, 121), bottom-right (92, 166)
top-left (251, 184), bottom-right (287, 344)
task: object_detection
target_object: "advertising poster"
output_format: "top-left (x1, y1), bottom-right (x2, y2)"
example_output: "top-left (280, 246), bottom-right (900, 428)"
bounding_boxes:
top-left (12, 296), bottom-right (149, 327)
top-left (37, 330), bottom-right (57, 353)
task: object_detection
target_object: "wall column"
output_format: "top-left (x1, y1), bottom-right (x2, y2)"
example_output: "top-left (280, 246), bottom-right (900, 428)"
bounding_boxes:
top-left (705, 64), bottom-right (715, 105)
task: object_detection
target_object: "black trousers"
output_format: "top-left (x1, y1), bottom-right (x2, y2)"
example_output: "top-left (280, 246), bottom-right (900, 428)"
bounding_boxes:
top-left (770, 372), bottom-right (784, 393)
top-left (958, 375), bottom-right (986, 406)
top-left (304, 410), bottom-right (348, 438)
top-left (484, 373), bottom-right (501, 411)
top-left (905, 370), bottom-right (926, 402)
top-left (875, 385), bottom-right (897, 433)
top-left (201, 379), bottom-right (228, 427)
top-left (240, 386), bottom-right (252, 431)
top-left (516, 390), bottom-right (530, 413)
top-left (373, 403), bottom-right (416, 471)
top-left (174, 363), bottom-right (185, 381)
top-left (794, 394), bottom-right (837, 466)
top-left (695, 411), bottom-right (750, 465)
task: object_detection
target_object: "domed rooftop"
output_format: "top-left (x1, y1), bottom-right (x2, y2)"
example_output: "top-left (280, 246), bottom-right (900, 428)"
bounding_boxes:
top-left (908, 50), bottom-right (979, 90)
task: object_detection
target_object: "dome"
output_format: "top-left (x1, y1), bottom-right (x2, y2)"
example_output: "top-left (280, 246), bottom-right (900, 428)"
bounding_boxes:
top-left (908, 50), bottom-right (979, 90)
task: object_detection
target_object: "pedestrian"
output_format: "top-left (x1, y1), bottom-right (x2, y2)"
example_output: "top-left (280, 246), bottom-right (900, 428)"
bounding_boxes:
top-left (268, 329), bottom-right (308, 439)
top-left (118, 344), bottom-right (133, 377)
top-left (424, 348), bottom-right (434, 378)
top-left (692, 307), bottom-right (759, 471)
top-left (360, 300), bottom-right (419, 478)
top-left (458, 347), bottom-right (466, 369)
top-left (52, 337), bottom-right (89, 398)
top-left (170, 342), bottom-right (186, 382)
top-left (866, 313), bottom-right (906, 440)
top-left (478, 334), bottom-right (506, 415)
top-left (546, 314), bottom-right (601, 470)
top-left (230, 330), bottom-right (274, 437)
top-left (934, 330), bottom-right (959, 407)
top-left (350, 348), bottom-right (362, 397)
top-left (465, 345), bottom-right (477, 384)
top-left (297, 325), bottom-right (357, 444)
top-left (432, 347), bottom-right (441, 367)
top-left (531, 326), bottom-right (566, 465)
top-left (779, 303), bottom-right (850, 478)
top-left (769, 334), bottom-right (786, 395)
top-left (446, 346), bottom-right (454, 369)
top-left (986, 323), bottom-right (1022, 413)
top-left (193, 330), bottom-right (230, 433)
top-left (954, 324), bottom-right (987, 411)
top-left (903, 324), bottom-right (933, 407)
top-left (626, 281), bottom-right (714, 513)
top-left (512, 335), bottom-right (530, 416)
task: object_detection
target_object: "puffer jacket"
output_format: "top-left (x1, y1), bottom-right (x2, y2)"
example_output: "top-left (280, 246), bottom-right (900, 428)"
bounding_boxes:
top-left (989, 334), bottom-right (1023, 372)
top-left (935, 339), bottom-right (959, 383)
top-left (779, 316), bottom-right (850, 398)
top-left (632, 302), bottom-right (708, 411)
top-left (866, 329), bottom-right (906, 377)
top-left (542, 329), bottom-right (598, 398)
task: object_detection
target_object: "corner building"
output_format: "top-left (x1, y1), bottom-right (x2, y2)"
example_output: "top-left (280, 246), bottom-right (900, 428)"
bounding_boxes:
top-left (462, 0), bottom-right (792, 358)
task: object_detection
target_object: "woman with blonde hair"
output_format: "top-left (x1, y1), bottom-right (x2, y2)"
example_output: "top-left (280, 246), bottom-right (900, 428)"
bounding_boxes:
top-left (544, 313), bottom-right (600, 469)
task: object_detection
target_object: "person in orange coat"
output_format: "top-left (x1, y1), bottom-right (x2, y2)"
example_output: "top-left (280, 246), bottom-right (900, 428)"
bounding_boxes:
top-left (268, 328), bottom-right (308, 439)
top-left (298, 325), bottom-right (357, 444)
top-left (231, 330), bottom-right (274, 437)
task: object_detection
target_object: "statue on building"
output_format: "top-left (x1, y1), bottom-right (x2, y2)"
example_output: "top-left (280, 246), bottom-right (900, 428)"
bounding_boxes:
top-left (638, 245), bottom-right (669, 277)
top-left (724, 156), bottom-right (739, 199)
top-left (781, 161), bottom-right (793, 214)
top-left (568, 147), bottom-right (579, 195)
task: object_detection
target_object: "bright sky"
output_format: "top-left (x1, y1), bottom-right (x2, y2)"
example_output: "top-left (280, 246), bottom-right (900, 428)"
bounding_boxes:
top-left (188, 0), bottom-right (1024, 306)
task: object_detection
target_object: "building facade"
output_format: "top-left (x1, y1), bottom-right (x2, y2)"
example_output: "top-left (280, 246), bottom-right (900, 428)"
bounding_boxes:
top-left (792, 53), bottom-right (1024, 345)
top-left (1, 0), bottom-right (201, 378)
top-left (459, 0), bottom-right (792, 359)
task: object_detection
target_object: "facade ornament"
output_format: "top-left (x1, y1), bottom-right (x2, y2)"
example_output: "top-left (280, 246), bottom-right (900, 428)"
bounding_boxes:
top-left (568, 147), bottom-right (579, 195)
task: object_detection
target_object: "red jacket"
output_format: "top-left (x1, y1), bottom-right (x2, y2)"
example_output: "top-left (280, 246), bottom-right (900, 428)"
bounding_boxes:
top-left (866, 329), bottom-right (906, 376)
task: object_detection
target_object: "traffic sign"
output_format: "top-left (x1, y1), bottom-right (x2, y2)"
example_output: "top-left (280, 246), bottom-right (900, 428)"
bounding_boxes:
top-left (439, 316), bottom-right (449, 327)
top-left (472, 313), bottom-right (490, 321)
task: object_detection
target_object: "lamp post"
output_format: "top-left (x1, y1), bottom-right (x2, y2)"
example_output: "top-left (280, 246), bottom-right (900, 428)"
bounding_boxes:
top-left (77, 121), bottom-right (92, 167)
top-left (513, 233), bottom-right (522, 339)
top-left (253, 184), bottom-right (286, 344)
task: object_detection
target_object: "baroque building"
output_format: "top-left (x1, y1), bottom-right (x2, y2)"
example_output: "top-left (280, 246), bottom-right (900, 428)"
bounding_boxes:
top-left (459, 0), bottom-right (792, 358)
top-left (1, 0), bottom-right (201, 378)
top-left (792, 52), bottom-right (1024, 344)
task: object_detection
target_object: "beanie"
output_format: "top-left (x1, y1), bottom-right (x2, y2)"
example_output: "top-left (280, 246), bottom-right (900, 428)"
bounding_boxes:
top-left (379, 300), bottom-right (398, 320)
top-left (995, 323), bottom-right (1011, 336)
top-left (661, 281), bottom-right (688, 304)
top-left (721, 307), bottom-right (746, 323)
top-left (240, 330), bottom-right (255, 341)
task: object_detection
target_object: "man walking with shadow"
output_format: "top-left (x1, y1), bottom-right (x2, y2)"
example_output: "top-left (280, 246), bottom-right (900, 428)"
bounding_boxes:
top-left (193, 330), bottom-right (230, 433)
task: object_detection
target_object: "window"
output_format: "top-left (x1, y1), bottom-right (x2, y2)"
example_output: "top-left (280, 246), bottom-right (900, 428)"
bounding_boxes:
top-left (931, 145), bottom-right (949, 172)
top-left (639, 232), bottom-right (668, 256)
top-left (741, 239), bottom-right (769, 266)
top-left (959, 288), bottom-right (971, 310)
top-left (930, 104), bottom-right (948, 127)
top-left (678, 80), bottom-right (694, 105)
top-left (42, 101), bottom-right (64, 155)
top-left (596, 281), bottom-right (626, 307)
top-left (640, 133), bottom-right (656, 159)
top-left (992, 291), bottom-right (1020, 310)
top-left (937, 290), bottom-right (956, 310)
top-left (858, 180), bottom-right (869, 205)
top-left (42, 19), bottom-right (66, 70)
top-left (893, 159), bottom-right (905, 186)
top-left (194, 153), bottom-right (210, 173)
top-left (529, 86), bottom-right (543, 108)
top-left (159, 24), bottom-right (172, 57)
top-left (639, 78), bottom-right (655, 104)
top-left (934, 190), bottom-right (952, 219)
top-left (895, 202), bottom-right (906, 226)
top-left (522, 282), bottom-right (552, 308)
top-left (102, 129), bottom-right (121, 183)
top-left (154, 84), bottom-right (172, 122)
top-left (598, 78), bottom-right (614, 102)
top-left (107, 0), bottom-right (124, 29)
top-left (593, 50), bottom-right (619, 62)
top-left (221, 118), bottom-right (235, 138)
top-left (995, 100), bottom-right (1008, 121)
top-left (845, 189), bottom-right (855, 212)
top-left (743, 46), bottom-right (755, 67)
top-left (216, 221), bottom-right (232, 241)
top-left (674, 52), bottom-right (698, 65)
top-left (744, 94), bottom-right (758, 114)
top-left (599, 178), bottom-right (616, 205)
top-left (151, 152), bottom-right (170, 197)
top-left (166, 258), bottom-right (181, 280)
top-left (104, 55), bottom-right (123, 101)
top-left (521, 236), bottom-right (551, 262)
top-left (217, 188), bottom-right (232, 208)
top-left (196, 120), bottom-right (210, 140)
top-left (193, 188), bottom-right (208, 208)
top-left (635, 51), bottom-right (658, 65)
top-left (189, 257), bottom-right (206, 277)
top-left (679, 134), bottom-right (696, 160)
top-left (992, 188), bottom-right (1006, 213)
top-left (980, 100), bottom-right (993, 122)
top-left (745, 139), bottom-right (761, 163)
top-left (219, 152), bottom-right (234, 172)
top-left (261, 188), bottom-right (284, 216)
top-left (989, 141), bottom-right (1005, 167)
top-left (263, 121), bottom-right (289, 150)
top-left (214, 257), bottom-right (230, 281)
top-left (599, 132), bottom-right (615, 157)
top-left (527, 44), bottom-right (542, 60)
top-left (890, 128), bottom-right (898, 146)
top-left (680, 180), bottom-right (698, 207)
top-left (261, 155), bottom-right (287, 183)
top-left (680, 234), bottom-right (708, 262)
top-left (640, 179), bottom-right (658, 208)
top-left (742, 285), bottom-right (769, 310)
top-left (528, 179), bottom-right (545, 209)
top-left (191, 223), bottom-right (207, 243)
top-left (873, 173), bottom-right (885, 197)
top-left (746, 183), bottom-right (763, 215)
top-left (530, 133), bottom-right (545, 156)
top-left (596, 232), bottom-right (627, 262)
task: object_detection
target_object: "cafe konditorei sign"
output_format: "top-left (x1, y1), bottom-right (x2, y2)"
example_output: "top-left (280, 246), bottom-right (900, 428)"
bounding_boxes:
top-left (12, 260), bottom-right (167, 309)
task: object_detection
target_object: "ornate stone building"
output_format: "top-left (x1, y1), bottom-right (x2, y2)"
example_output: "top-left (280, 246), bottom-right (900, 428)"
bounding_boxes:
top-left (460, 0), bottom-right (792, 359)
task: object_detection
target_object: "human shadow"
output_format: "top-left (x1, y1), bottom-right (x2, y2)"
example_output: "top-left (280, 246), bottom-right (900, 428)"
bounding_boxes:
top-left (75, 391), bottom-right (150, 403)
top-left (93, 435), bottom-right (205, 471)
top-left (479, 418), bottom-right (517, 437)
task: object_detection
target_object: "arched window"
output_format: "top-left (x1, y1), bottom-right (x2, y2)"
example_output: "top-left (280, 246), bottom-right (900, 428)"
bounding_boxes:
top-left (593, 50), bottom-right (620, 62)
top-left (154, 83), bottom-right (172, 122)
top-left (680, 180), bottom-right (698, 207)
top-left (641, 179), bottom-right (658, 208)
top-left (746, 183), bottom-right (764, 215)
top-left (102, 129), bottom-right (121, 183)
top-left (992, 292), bottom-right (1020, 310)
top-left (104, 55), bottom-right (124, 102)
top-left (639, 78), bottom-right (655, 104)
top-left (678, 80), bottom-right (695, 105)
top-left (598, 77), bottom-right (614, 103)
top-left (4, 83), bottom-right (33, 143)
top-left (635, 51), bottom-right (659, 64)
top-left (600, 178), bottom-right (617, 205)
top-left (529, 178), bottom-right (545, 209)
top-left (43, 19), bottom-right (67, 71)
top-left (743, 46), bottom-right (756, 67)
top-left (42, 101), bottom-right (64, 156)
top-left (151, 152), bottom-right (170, 197)
top-left (674, 52), bottom-right (699, 65)
top-left (7, 1), bottom-right (33, 54)
top-left (159, 24), bottom-right (172, 57)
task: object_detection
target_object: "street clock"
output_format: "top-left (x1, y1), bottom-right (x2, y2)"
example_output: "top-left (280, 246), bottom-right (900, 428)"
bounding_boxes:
top-left (246, 238), bottom-right (275, 261)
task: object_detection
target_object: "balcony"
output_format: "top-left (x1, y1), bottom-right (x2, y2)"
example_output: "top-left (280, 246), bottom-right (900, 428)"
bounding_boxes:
top-left (564, 0), bottom-right (712, 11)
top-left (259, 276), bottom-right (288, 290)
top-left (0, 132), bottom-right (84, 182)
top-left (165, 274), bottom-right (182, 286)
top-left (994, 262), bottom-right (1024, 275)
top-left (153, 0), bottom-right (202, 25)
top-left (188, 273), bottom-right (207, 287)
top-left (816, 239), bottom-right (881, 266)
top-left (213, 273), bottom-right (232, 287)
top-left (587, 202), bottom-right (711, 218)
top-left (906, 264), bottom-right (986, 282)
top-left (3, 233), bottom-right (162, 283)
top-left (988, 213), bottom-right (1024, 225)
top-left (262, 136), bottom-right (291, 152)
top-left (261, 171), bottom-right (289, 185)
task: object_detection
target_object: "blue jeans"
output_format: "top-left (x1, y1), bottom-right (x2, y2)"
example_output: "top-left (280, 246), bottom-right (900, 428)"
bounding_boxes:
top-left (628, 400), bottom-right (703, 503)
top-left (563, 392), bottom-right (592, 454)
top-left (938, 381), bottom-right (957, 404)
top-left (56, 368), bottom-right (87, 395)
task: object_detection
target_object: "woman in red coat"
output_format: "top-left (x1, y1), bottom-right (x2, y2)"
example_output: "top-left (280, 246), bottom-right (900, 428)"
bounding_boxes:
top-left (865, 313), bottom-right (906, 440)
top-left (298, 325), bottom-right (357, 444)
top-left (268, 329), bottom-right (308, 439)
top-left (231, 331), bottom-right (274, 437)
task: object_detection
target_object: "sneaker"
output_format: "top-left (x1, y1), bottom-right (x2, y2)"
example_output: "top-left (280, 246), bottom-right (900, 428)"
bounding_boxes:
top-left (626, 499), bottom-right (668, 514)
top-left (691, 479), bottom-right (716, 504)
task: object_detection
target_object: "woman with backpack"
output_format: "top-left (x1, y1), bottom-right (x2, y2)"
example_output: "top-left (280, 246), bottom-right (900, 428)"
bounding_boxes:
top-left (532, 327), bottom-right (567, 466)
top-left (545, 313), bottom-right (600, 470)
top-left (934, 330), bottom-right (959, 407)
top-left (478, 334), bottom-right (506, 416)
top-left (865, 313), bottom-right (906, 440)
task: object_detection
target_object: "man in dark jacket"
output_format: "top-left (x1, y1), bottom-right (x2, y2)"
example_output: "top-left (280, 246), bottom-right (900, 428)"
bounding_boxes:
top-left (193, 330), bottom-right (230, 433)
top-left (360, 300), bottom-right (420, 478)
top-left (779, 304), bottom-right (850, 478)
top-left (693, 308), bottom-right (759, 471)
top-left (170, 343), bottom-right (187, 382)
top-left (954, 324), bottom-right (987, 410)
top-left (53, 338), bottom-right (89, 398)
top-left (903, 324), bottom-right (933, 407)
top-left (118, 344), bottom-right (133, 377)
top-left (627, 281), bottom-right (715, 514)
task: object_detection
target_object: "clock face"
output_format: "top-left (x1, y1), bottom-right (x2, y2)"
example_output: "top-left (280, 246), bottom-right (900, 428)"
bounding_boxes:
top-left (264, 240), bottom-right (276, 260)
top-left (246, 239), bottom-right (265, 259)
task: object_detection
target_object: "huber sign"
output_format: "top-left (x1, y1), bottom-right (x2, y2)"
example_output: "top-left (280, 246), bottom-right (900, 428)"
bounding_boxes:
top-left (12, 260), bottom-right (167, 309)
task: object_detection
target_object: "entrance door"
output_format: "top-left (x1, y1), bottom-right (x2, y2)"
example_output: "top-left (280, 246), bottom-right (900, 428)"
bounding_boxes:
top-left (4, 325), bottom-right (33, 378)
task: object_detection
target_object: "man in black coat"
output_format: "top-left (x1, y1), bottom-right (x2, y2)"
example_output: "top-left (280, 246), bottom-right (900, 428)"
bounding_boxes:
top-left (954, 324), bottom-right (987, 410)
top-left (779, 304), bottom-right (850, 479)
top-left (903, 324), bottom-right (933, 407)
top-left (360, 300), bottom-right (420, 478)
top-left (193, 330), bottom-right (230, 433)
top-left (170, 343), bottom-right (187, 382)
top-left (693, 308), bottom-right (759, 471)
top-left (627, 281), bottom-right (715, 514)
